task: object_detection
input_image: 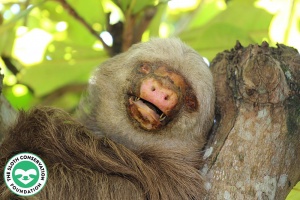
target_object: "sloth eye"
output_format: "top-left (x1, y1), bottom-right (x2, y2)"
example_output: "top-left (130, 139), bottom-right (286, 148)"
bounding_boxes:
top-left (138, 64), bottom-right (152, 74)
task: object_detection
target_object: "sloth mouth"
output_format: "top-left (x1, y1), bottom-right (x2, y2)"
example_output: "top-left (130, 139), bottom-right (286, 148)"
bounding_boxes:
top-left (128, 96), bottom-right (167, 130)
top-left (133, 96), bottom-right (167, 121)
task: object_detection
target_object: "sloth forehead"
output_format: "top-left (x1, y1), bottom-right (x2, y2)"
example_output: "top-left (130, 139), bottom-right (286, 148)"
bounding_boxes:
top-left (127, 50), bottom-right (208, 81)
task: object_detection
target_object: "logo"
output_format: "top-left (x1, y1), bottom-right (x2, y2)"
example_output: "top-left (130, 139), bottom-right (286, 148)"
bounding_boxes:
top-left (4, 152), bottom-right (48, 196)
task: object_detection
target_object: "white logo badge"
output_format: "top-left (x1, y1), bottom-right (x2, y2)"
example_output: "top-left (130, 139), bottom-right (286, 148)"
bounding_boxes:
top-left (4, 152), bottom-right (48, 196)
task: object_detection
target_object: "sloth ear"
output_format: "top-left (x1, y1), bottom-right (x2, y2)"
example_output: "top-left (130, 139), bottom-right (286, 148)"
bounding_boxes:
top-left (185, 90), bottom-right (199, 112)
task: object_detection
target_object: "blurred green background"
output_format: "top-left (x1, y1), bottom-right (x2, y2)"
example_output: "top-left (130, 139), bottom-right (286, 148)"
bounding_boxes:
top-left (1, 0), bottom-right (299, 112)
top-left (0, 0), bottom-right (299, 198)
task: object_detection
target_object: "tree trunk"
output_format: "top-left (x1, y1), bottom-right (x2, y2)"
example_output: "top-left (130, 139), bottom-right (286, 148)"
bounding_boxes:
top-left (205, 41), bottom-right (300, 199)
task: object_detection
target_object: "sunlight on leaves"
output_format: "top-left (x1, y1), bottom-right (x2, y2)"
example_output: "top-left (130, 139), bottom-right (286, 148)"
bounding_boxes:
top-left (56, 21), bottom-right (68, 32)
top-left (10, 4), bottom-right (21, 14)
top-left (186, 0), bottom-right (226, 30)
top-left (4, 85), bottom-right (34, 110)
top-left (92, 40), bottom-right (104, 51)
top-left (102, 0), bottom-right (124, 23)
top-left (168, 0), bottom-right (198, 10)
top-left (92, 23), bottom-right (102, 32)
top-left (159, 22), bottom-right (172, 38)
top-left (100, 31), bottom-right (113, 46)
top-left (0, 3), bottom-right (39, 34)
top-left (179, 0), bottom-right (274, 60)
top-left (13, 28), bottom-right (53, 65)
top-left (286, 181), bottom-right (300, 200)
top-left (55, 4), bottom-right (64, 14)
top-left (3, 74), bottom-right (16, 86)
top-left (256, 0), bottom-right (300, 50)
top-left (16, 26), bottom-right (27, 36)
top-left (0, 0), bottom-right (299, 112)
top-left (63, 53), bottom-right (72, 61)
top-left (12, 84), bottom-right (28, 97)
top-left (113, 0), bottom-right (159, 14)
top-left (18, 48), bottom-right (108, 97)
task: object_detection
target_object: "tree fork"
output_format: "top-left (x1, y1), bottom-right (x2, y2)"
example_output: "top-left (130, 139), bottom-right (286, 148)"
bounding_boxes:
top-left (205, 41), bottom-right (300, 199)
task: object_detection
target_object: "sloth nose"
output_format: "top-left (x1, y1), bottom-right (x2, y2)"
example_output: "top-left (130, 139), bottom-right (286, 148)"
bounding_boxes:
top-left (140, 78), bottom-right (178, 115)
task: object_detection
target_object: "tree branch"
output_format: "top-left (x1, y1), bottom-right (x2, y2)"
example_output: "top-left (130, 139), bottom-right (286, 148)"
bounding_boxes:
top-left (1, 56), bottom-right (19, 75)
top-left (205, 41), bottom-right (300, 199)
top-left (56, 0), bottom-right (111, 53)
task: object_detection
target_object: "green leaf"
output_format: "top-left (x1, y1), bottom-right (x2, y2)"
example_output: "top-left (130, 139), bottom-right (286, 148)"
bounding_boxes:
top-left (180, 1), bottom-right (273, 61)
top-left (209, 1), bottom-right (273, 41)
top-left (3, 86), bottom-right (35, 110)
top-left (180, 22), bottom-right (252, 61)
top-left (19, 47), bottom-right (108, 97)
top-left (286, 181), bottom-right (300, 200)
top-left (113, 0), bottom-right (158, 14)
top-left (148, 3), bottom-right (168, 37)
top-left (0, 3), bottom-right (43, 35)
top-left (49, 92), bottom-right (82, 112)
top-left (187, 0), bottom-right (226, 30)
top-left (69, 0), bottom-right (106, 28)
top-left (132, 0), bottom-right (158, 14)
top-left (38, 1), bottom-right (104, 46)
top-left (112, 0), bottom-right (131, 13)
top-left (0, 30), bottom-right (16, 56)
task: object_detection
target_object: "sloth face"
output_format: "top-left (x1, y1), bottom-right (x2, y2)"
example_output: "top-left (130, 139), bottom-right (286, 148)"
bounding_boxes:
top-left (126, 63), bottom-right (198, 131)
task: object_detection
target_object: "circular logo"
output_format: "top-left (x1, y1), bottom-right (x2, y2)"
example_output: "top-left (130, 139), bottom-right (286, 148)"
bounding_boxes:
top-left (4, 152), bottom-right (48, 196)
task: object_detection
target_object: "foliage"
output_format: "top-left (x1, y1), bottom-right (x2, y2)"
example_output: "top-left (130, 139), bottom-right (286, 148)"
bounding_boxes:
top-left (286, 181), bottom-right (300, 200)
top-left (0, 0), bottom-right (299, 113)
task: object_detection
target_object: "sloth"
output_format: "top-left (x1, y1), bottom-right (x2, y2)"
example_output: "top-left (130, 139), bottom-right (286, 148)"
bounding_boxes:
top-left (78, 38), bottom-right (215, 152)
top-left (0, 38), bottom-right (215, 199)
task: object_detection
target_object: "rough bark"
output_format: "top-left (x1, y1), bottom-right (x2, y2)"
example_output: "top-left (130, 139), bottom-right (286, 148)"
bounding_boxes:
top-left (205, 41), bottom-right (300, 199)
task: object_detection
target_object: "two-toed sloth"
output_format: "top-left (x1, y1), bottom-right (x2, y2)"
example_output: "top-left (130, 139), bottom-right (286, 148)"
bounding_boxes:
top-left (0, 38), bottom-right (215, 199)
top-left (78, 38), bottom-right (215, 152)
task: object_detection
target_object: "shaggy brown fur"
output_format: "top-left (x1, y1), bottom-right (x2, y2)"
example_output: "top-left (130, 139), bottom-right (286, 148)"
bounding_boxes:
top-left (0, 107), bottom-right (205, 199)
